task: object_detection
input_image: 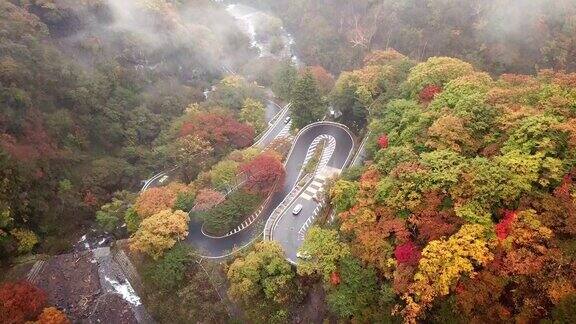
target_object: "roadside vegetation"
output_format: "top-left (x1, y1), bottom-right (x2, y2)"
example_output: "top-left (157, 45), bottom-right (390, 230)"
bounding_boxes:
top-left (137, 243), bottom-right (229, 323)
top-left (0, 0), bottom-right (259, 260)
top-left (198, 190), bottom-right (262, 236)
top-left (2, 1), bottom-right (576, 324)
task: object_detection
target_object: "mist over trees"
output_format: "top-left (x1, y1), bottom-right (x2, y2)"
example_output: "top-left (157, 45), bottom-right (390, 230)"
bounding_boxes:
top-left (2, 1), bottom-right (576, 323)
top-left (0, 0), bottom-right (257, 258)
top-left (242, 0), bottom-right (576, 75)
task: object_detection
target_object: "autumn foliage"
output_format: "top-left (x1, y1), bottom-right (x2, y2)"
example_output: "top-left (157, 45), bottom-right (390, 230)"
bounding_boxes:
top-left (495, 210), bottom-right (517, 240)
top-left (0, 112), bottom-right (59, 164)
top-left (179, 112), bottom-right (255, 154)
top-left (240, 153), bottom-right (285, 195)
top-left (134, 182), bottom-right (188, 218)
top-left (192, 189), bottom-right (225, 211)
top-left (35, 307), bottom-right (70, 324)
top-left (377, 134), bottom-right (389, 149)
top-left (130, 209), bottom-right (190, 259)
top-left (330, 271), bottom-right (341, 285)
top-left (305, 65), bottom-right (335, 94)
top-left (418, 84), bottom-right (442, 103)
top-left (394, 241), bottom-right (421, 265)
top-left (328, 57), bottom-right (576, 323)
top-left (0, 281), bottom-right (46, 324)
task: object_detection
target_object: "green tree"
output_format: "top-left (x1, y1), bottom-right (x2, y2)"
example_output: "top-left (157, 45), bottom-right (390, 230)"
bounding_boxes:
top-left (403, 57), bottom-right (475, 98)
top-left (209, 75), bottom-right (265, 111)
top-left (374, 145), bottom-right (419, 174)
top-left (326, 257), bottom-right (393, 323)
top-left (173, 191), bottom-right (196, 212)
top-left (209, 160), bottom-right (239, 191)
top-left (124, 207), bottom-right (141, 234)
top-left (330, 72), bottom-right (368, 132)
top-left (297, 226), bottom-right (350, 281)
top-left (95, 198), bottom-right (129, 232)
top-left (366, 99), bottom-right (431, 153)
top-left (168, 135), bottom-right (214, 182)
top-left (240, 98), bottom-right (266, 134)
top-left (227, 241), bottom-right (297, 323)
top-left (201, 190), bottom-right (261, 235)
top-left (145, 243), bottom-right (195, 291)
top-left (290, 71), bottom-right (326, 129)
top-left (272, 60), bottom-right (298, 101)
top-left (545, 294), bottom-right (576, 324)
top-left (330, 180), bottom-right (358, 213)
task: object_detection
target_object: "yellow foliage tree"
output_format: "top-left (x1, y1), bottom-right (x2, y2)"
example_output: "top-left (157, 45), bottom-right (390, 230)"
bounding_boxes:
top-left (403, 56), bottom-right (475, 98)
top-left (10, 228), bottom-right (38, 254)
top-left (297, 227), bottom-right (350, 281)
top-left (130, 209), bottom-right (189, 259)
top-left (402, 224), bottom-right (494, 323)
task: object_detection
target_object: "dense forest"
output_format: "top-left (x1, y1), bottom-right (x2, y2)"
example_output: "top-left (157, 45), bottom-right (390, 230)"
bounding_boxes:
top-left (324, 51), bottom-right (576, 323)
top-left (1, 0), bottom-right (576, 323)
top-left (211, 49), bottom-right (576, 323)
top-left (242, 0), bottom-right (576, 75)
top-left (0, 0), bottom-right (258, 257)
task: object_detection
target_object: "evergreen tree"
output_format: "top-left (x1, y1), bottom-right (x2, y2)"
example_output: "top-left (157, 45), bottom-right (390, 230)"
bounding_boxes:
top-left (272, 60), bottom-right (298, 101)
top-left (290, 71), bottom-right (326, 129)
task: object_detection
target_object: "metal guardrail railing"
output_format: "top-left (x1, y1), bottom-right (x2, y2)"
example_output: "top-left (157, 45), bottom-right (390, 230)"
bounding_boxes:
top-left (350, 131), bottom-right (371, 167)
top-left (263, 121), bottom-right (356, 241)
top-left (140, 165), bottom-right (180, 192)
top-left (263, 173), bottom-right (313, 240)
top-left (200, 181), bottom-right (278, 239)
top-left (253, 102), bottom-right (291, 147)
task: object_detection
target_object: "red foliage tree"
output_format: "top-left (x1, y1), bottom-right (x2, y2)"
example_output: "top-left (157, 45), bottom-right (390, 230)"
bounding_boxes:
top-left (83, 190), bottom-right (98, 207)
top-left (553, 174), bottom-right (573, 200)
top-left (179, 112), bottom-right (254, 154)
top-left (330, 271), bottom-right (341, 286)
top-left (495, 210), bottom-right (517, 240)
top-left (377, 134), bottom-right (389, 149)
top-left (455, 270), bottom-right (511, 323)
top-left (0, 281), bottom-right (47, 324)
top-left (393, 263), bottom-right (416, 294)
top-left (192, 189), bottom-right (225, 211)
top-left (409, 191), bottom-right (462, 243)
top-left (0, 111), bottom-right (59, 163)
top-left (394, 241), bottom-right (421, 265)
top-left (240, 153), bottom-right (285, 195)
top-left (305, 65), bottom-right (335, 94)
top-left (418, 84), bottom-right (442, 103)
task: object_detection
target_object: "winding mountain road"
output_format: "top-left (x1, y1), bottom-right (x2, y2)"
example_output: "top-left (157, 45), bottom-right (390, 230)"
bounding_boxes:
top-left (268, 123), bottom-right (354, 262)
top-left (141, 3), bottom-right (357, 261)
top-left (185, 122), bottom-right (355, 258)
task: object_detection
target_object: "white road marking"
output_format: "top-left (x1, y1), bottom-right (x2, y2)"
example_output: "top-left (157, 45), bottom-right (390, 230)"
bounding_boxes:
top-left (298, 201), bottom-right (324, 240)
top-left (276, 121), bottom-right (292, 139)
top-left (310, 180), bottom-right (323, 188)
top-left (301, 193), bottom-right (313, 200)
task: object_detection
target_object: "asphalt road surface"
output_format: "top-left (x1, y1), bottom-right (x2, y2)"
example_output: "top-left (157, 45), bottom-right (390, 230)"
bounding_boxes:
top-left (254, 100), bottom-right (291, 148)
top-left (185, 122), bottom-right (354, 258)
top-left (270, 124), bottom-right (354, 263)
top-left (142, 99), bottom-right (286, 191)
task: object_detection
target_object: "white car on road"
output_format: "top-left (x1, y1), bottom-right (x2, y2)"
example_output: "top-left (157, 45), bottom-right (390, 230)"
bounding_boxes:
top-left (292, 204), bottom-right (303, 215)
